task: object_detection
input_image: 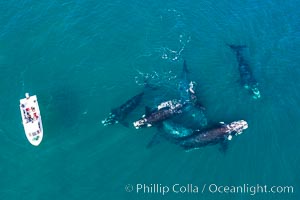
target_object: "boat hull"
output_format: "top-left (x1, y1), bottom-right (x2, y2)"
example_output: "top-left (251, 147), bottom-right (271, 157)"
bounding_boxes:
top-left (20, 94), bottom-right (43, 146)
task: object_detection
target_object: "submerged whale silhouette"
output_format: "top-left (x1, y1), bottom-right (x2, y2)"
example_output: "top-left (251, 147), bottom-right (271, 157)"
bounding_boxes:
top-left (228, 45), bottom-right (261, 99)
top-left (102, 92), bottom-right (144, 127)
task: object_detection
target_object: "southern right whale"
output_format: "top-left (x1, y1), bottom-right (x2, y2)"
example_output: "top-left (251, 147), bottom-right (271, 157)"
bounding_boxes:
top-left (146, 120), bottom-right (248, 151)
top-left (175, 60), bottom-right (207, 128)
top-left (102, 79), bottom-right (157, 127)
top-left (133, 99), bottom-right (185, 129)
top-left (178, 120), bottom-right (248, 151)
top-left (145, 60), bottom-right (207, 147)
top-left (228, 45), bottom-right (261, 99)
top-left (102, 92), bottom-right (144, 126)
top-left (179, 60), bottom-right (205, 109)
top-left (146, 120), bottom-right (193, 149)
top-left (134, 60), bottom-right (207, 130)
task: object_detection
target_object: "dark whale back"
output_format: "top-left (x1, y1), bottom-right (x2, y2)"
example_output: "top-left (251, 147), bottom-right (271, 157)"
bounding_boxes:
top-left (179, 60), bottom-right (191, 102)
top-left (112, 92), bottom-right (144, 118)
top-left (228, 44), bottom-right (258, 87)
top-left (178, 124), bottom-right (228, 149)
top-left (228, 45), bottom-right (248, 65)
top-left (182, 60), bottom-right (189, 79)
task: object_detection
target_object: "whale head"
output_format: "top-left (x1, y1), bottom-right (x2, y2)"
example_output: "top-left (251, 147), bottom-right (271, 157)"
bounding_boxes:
top-left (102, 113), bottom-right (117, 126)
top-left (133, 118), bottom-right (147, 129)
top-left (227, 120), bottom-right (248, 135)
top-left (251, 87), bottom-right (261, 99)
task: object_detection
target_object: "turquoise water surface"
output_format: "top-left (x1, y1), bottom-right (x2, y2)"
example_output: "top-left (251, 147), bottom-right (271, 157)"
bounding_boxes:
top-left (0, 0), bottom-right (299, 200)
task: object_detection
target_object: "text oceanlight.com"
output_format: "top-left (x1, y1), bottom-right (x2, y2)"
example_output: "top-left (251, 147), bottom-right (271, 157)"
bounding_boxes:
top-left (125, 183), bottom-right (294, 196)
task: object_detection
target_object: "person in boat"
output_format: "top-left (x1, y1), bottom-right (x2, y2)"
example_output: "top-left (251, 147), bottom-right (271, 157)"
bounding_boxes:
top-left (33, 113), bottom-right (38, 119)
top-left (26, 112), bottom-right (33, 122)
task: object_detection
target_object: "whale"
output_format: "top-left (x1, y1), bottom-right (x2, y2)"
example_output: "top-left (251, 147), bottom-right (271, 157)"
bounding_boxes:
top-left (179, 60), bottom-right (205, 109)
top-left (133, 99), bottom-right (185, 129)
top-left (145, 60), bottom-right (207, 147)
top-left (146, 120), bottom-right (248, 151)
top-left (177, 60), bottom-right (207, 127)
top-left (134, 60), bottom-right (207, 130)
top-left (102, 92), bottom-right (144, 126)
top-left (178, 120), bottom-right (248, 151)
top-left (178, 59), bottom-right (191, 102)
top-left (228, 45), bottom-right (261, 99)
top-left (146, 120), bottom-right (194, 149)
top-left (162, 120), bottom-right (194, 138)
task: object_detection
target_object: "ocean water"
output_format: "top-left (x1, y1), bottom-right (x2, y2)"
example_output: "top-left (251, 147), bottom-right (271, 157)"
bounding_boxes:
top-left (0, 0), bottom-right (299, 199)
